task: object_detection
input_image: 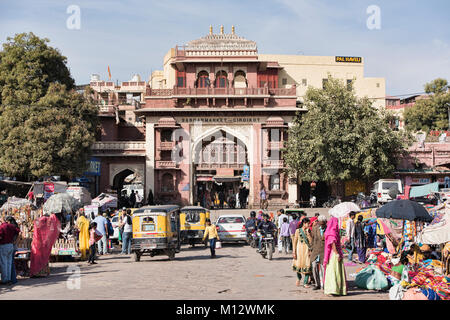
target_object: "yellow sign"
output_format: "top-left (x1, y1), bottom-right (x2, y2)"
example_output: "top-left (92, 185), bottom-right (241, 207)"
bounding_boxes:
top-left (335, 56), bottom-right (362, 63)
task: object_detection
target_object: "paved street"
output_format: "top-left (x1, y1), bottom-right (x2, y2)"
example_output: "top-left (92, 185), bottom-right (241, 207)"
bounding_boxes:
top-left (0, 209), bottom-right (388, 300)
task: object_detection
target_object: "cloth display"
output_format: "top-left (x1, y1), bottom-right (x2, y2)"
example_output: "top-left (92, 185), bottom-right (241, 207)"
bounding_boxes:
top-left (355, 264), bottom-right (389, 291)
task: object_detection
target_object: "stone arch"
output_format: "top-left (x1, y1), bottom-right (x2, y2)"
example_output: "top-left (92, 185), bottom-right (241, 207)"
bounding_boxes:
top-left (109, 163), bottom-right (145, 191)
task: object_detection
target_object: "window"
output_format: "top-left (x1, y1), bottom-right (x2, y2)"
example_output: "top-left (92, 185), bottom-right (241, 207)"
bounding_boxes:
top-left (302, 79), bottom-right (307, 86)
top-left (177, 77), bottom-right (184, 87)
top-left (215, 71), bottom-right (228, 88)
top-left (322, 79), bottom-right (328, 89)
top-left (234, 70), bottom-right (247, 88)
top-left (176, 70), bottom-right (186, 88)
top-left (347, 79), bottom-right (352, 90)
top-left (197, 71), bottom-right (210, 88)
top-left (161, 129), bottom-right (173, 142)
top-left (282, 78), bottom-right (287, 85)
top-left (270, 174), bottom-right (280, 190)
top-left (161, 173), bottom-right (174, 192)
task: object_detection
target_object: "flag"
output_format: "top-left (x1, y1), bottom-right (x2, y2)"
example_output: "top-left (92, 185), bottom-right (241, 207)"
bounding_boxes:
top-left (107, 66), bottom-right (111, 80)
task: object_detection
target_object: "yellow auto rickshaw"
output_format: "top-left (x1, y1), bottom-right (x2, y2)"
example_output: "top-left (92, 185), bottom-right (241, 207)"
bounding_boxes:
top-left (180, 206), bottom-right (210, 247)
top-left (131, 205), bottom-right (181, 261)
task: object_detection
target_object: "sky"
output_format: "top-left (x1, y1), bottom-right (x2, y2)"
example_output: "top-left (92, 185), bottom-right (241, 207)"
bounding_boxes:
top-left (0, 0), bottom-right (449, 96)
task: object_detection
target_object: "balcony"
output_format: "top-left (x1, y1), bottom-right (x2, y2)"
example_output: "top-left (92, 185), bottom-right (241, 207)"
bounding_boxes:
top-left (266, 141), bottom-right (285, 150)
top-left (91, 141), bottom-right (146, 157)
top-left (157, 141), bottom-right (176, 150)
top-left (263, 159), bottom-right (285, 168)
top-left (155, 161), bottom-right (178, 169)
top-left (146, 86), bottom-right (297, 97)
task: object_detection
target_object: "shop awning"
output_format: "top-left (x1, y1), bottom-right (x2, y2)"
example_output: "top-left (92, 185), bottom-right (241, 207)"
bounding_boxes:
top-left (409, 182), bottom-right (440, 198)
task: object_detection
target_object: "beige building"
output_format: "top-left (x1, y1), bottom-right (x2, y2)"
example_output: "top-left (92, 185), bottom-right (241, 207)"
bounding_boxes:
top-left (258, 54), bottom-right (385, 108)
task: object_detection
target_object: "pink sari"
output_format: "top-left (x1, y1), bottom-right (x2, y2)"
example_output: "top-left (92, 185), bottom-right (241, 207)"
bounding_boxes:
top-left (323, 217), bottom-right (343, 270)
top-left (30, 214), bottom-right (61, 277)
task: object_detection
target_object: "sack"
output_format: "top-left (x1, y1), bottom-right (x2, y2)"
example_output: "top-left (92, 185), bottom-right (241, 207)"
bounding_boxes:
top-left (215, 241), bottom-right (222, 249)
top-left (355, 265), bottom-right (389, 291)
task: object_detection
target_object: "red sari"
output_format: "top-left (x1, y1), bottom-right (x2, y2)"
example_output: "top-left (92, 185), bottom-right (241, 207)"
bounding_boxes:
top-left (30, 214), bottom-right (61, 277)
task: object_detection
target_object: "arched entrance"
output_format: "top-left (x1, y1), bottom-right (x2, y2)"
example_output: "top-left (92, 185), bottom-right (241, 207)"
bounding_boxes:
top-left (192, 129), bottom-right (249, 209)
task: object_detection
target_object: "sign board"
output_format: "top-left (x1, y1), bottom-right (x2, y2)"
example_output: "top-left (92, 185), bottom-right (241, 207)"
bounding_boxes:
top-left (241, 165), bottom-right (250, 182)
top-left (335, 56), bottom-right (362, 63)
top-left (85, 158), bottom-right (101, 176)
top-left (411, 178), bottom-right (431, 185)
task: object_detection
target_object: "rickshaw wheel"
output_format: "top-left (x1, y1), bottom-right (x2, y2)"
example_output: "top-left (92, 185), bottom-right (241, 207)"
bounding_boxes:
top-left (133, 251), bottom-right (141, 262)
top-left (168, 249), bottom-right (176, 260)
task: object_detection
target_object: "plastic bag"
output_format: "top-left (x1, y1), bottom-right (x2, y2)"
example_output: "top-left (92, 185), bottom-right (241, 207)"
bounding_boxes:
top-left (215, 241), bottom-right (222, 249)
top-left (355, 264), bottom-right (389, 291)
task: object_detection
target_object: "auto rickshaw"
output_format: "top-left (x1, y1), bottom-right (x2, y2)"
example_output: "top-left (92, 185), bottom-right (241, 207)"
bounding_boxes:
top-left (180, 206), bottom-right (210, 247)
top-left (131, 205), bottom-right (181, 261)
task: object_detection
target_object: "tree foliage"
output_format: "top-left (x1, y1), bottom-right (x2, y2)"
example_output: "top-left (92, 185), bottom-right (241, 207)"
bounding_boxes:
top-left (284, 77), bottom-right (411, 183)
top-left (0, 32), bottom-right (98, 179)
top-left (403, 78), bottom-right (450, 132)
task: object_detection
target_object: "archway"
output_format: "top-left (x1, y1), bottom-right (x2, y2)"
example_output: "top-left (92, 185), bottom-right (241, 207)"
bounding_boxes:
top-left (192, 128), bottom-right (249, 209)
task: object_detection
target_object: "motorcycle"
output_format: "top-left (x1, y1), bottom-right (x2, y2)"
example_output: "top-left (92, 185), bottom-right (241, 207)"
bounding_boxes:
top-left (246, 228), bottom-right (258, 248)
top-left (322, 196), bottom-right (341, 208)
top-left (256, 231), bottom-right (275, 260)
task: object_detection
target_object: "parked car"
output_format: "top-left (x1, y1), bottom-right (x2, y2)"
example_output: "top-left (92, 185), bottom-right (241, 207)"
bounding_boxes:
top-left (372, 179), bottom-right (403, 204)
top-left (109, 214), bottom-right (120, 243)
top-left (216, 215), bottom-right (247, 243)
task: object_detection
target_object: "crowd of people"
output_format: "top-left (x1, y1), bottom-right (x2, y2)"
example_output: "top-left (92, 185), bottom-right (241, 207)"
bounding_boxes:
top-left (197, 185), bottom-right (250, 209)
top-left (243, 208), bottom-right (347, 295)
top-left (74, 207), bottom-right (135, 265)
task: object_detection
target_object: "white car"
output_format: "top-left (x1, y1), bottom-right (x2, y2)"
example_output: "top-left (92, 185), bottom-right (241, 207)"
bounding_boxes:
top-left (109, 214), bottom-right (120, 242)
top-left (372, 179), bottom-right (403, 204)
top-left (216, 214), bottom-right (247, 243)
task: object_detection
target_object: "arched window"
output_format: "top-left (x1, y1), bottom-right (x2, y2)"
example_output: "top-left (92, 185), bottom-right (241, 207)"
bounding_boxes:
top-left (197, 71), bottom-right (210, 88)
top-left (161, 173), bottom-right (174, 192)
top-left (234, 70), bottom-right (247, 88)
top-left (215, 71), bottom-right (228, 88)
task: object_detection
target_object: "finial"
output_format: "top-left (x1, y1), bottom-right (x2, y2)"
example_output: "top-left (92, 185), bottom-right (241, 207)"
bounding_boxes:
top-left (209, 25), bottom-right (213, 35)
top-left (231, 25), bottom-right (235, 34)
top-left (220, 25), bottom-right (224, 34)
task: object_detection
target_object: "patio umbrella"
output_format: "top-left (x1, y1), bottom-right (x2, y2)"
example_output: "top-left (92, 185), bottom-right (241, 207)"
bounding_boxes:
top-left (43, 192), bottom-right (82, 215)
top-left (329, 202), bottom-right (360, 218)
top-left (375, 199), bottom-right (433, 223)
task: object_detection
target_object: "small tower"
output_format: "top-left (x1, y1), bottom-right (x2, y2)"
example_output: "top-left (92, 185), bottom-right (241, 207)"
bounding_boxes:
top-left (231, 25), bottom-right (235, 35)
top-left (209, 25), bottom-right (213, 35)
top-left (220, 25), bottom-right (224, 34)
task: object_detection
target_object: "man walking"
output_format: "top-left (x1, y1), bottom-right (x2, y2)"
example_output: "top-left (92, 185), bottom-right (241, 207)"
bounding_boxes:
top-left (202, 219), bottom-right (220, 258)
top-left (94, 212), bottom-right (109, 255)
top-left (129, 190), bottom-right (136, 208)
top-left (277, 209), bottom-right (288, 254)
top-left (346, 211), bottom-right (356, 262)
top-left (259, 187), bottom-right (267, 210)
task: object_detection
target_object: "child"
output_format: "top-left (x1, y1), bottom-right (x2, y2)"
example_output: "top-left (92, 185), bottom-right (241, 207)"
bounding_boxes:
top-left (88, 222), bottom-right (102, 265)
top-left (280, 217), bottom-right (291, 254)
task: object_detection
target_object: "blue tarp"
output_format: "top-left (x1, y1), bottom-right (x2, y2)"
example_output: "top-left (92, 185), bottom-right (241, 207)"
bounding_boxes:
top-left (409, 182), bottom-right (440, 198)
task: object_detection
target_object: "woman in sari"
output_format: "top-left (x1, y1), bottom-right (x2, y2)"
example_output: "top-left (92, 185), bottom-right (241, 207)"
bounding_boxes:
top-left (292, 218), bottom-right (312, 288)
top-left (76, 211), bottom-right (90, 260)
top-left (29, 213), bottom-right (61, 277)
top-left (323, 216), bottom-right (347, 296)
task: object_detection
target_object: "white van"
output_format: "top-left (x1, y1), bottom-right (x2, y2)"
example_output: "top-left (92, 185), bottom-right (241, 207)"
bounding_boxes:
top-left (372, 179), bottom-right (403, 204)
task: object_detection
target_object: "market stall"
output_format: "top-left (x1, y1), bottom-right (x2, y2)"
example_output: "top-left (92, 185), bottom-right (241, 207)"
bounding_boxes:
top-left (350, 200), bottom-right (450, 300)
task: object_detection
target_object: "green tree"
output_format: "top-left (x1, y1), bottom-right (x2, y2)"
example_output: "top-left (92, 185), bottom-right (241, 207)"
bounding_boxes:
top-left (0, 32), bottom-right (98, 179)
top-left (403, 78), bottom-right (450, 132)
top-left (284, 76), bottom-right (411, 183)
